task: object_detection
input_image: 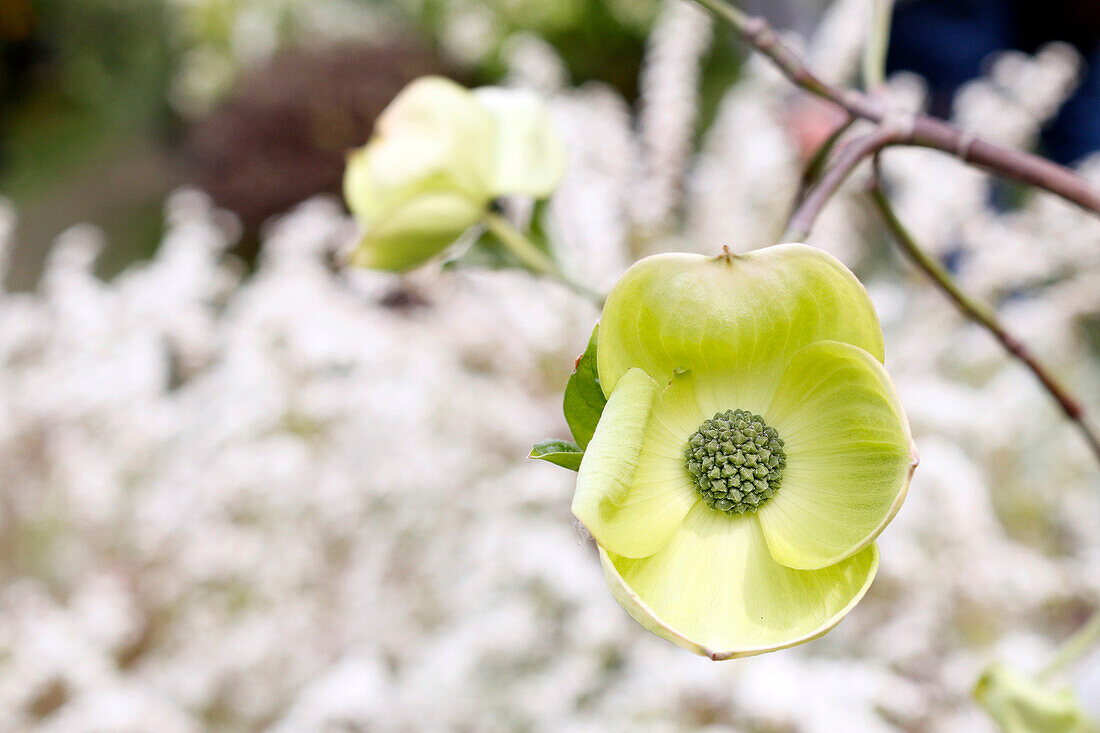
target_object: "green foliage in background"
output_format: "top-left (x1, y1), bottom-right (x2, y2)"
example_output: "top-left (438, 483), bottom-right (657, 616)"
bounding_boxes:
top-left (2, 0), bottom-right (175, 197)
top-left (1, 0), bottom-right (177, 285)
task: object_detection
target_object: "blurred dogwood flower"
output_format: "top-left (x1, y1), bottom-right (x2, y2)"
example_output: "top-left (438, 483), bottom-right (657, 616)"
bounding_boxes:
top-left (564, 244), bottom-right (917, 659)
top-left (975, 663), bottom-right (1098, 733)
top-left (343, 76), bottom-right (565, 272)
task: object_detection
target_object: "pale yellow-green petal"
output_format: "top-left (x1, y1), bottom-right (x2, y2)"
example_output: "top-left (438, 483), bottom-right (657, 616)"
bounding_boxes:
top-left (601, 504), bottom-right (879, 659)
top-left (348, 193), bottom-right (484, 272)
top-left (343, 146), bottom-right (378, 223)
top-left (473, 86), bottom-right (566, 198)
top-left (572, 369), bottom-right (700, 559)
top-left (596, 246), bottom-right (885, 415)
top-left (343, 76), bottom-right (495, 231)
top-left (756, 340), bottom-right (916, 570)
top-left (975, 663), bottom-right (1098, 733)
top-left (372, 76), bottom-right (495, 201)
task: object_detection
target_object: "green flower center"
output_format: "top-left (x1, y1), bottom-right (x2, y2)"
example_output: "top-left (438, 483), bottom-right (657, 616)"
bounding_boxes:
top-left (684, 409), bottom-right (787, 515)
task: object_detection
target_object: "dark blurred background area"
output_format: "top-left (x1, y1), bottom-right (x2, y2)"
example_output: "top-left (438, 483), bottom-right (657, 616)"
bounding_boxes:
top-left (182, 42), bottom-right (457, 263)
top-left (2, 0), bottom-right (1099, 291)
top-left (1, 0), bottom-right (176, 287)
top-left (887, 0), bottom-right (1100, 165)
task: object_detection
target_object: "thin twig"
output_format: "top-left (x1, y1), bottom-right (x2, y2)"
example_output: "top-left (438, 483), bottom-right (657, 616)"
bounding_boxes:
top-left (867, 166), bottom-right (1100, 465)
top-left (483, 213), bottom-right (606, 306)
top-left (792, 116), bottom-right (856, 207)
top-left (871, 168), bottom-right (1100, 678)
top-left (1040, 609), bottom-right (1100, 680)
top-left (693, 0), bottom-right (1100, 215)
top-left (785, 126), bottom-right (901, 241)
top-left (698, 0), bottom-right (1100, 682)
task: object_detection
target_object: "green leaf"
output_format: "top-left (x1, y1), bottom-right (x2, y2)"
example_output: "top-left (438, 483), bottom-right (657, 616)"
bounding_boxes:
top-left (564, 325), bottom-right (607, 449)
top-left (448, 226), bottom-right (515, 270)
top-left (529, 327), bottom-right (607, 473)
top-left (529, 439), bottom-right (584, 471)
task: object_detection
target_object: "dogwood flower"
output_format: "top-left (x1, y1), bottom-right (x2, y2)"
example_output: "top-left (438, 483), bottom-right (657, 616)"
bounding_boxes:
top-left (570, 244), bottom-right (917, 659)
top-left (343, 76), bottom-right (565, 272)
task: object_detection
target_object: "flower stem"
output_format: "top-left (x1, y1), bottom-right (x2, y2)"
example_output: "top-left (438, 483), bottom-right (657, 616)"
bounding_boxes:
top-left (482, 212), bottom-right (605, 307)
top-left (791, 116), bottom-right (855, 210)
top-left (871, 169), bottom-right (1100, 678)
top-left (862, 0), bottom-right (894, 91)
top-left (784, 126), bottom-right (901, 241)
top-left (699, 0), bottom-right (1100, 693)
top-left (1040, 611), bottom-right (1100, 680)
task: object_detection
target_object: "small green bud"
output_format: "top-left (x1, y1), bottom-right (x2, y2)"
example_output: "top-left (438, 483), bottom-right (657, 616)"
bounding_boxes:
top-left (974, 663), bottom-right (1097, 733)
top-left (343, 76), bottom-right (565, 272)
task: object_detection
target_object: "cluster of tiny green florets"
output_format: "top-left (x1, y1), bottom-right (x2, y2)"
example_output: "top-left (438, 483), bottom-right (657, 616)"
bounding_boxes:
top-left (684, 409), bottom-right (786, 515)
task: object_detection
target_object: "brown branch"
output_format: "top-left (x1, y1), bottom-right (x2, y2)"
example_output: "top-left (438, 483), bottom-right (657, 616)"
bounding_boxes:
top-left (694, 0), bottom-right (1100, 215)
top-left (785, 126), bottom-right (901, 241)
top-left (906, 116), bottom-right (1100, 211)
top-left (792, 115), bottom-right (855, 207)
top-left (867, 166), bottom-right (1100, 466)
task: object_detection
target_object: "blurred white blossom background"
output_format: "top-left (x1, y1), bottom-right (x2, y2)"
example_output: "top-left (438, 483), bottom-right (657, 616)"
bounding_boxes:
top-left (4, 0), bottom-right (1100, 730)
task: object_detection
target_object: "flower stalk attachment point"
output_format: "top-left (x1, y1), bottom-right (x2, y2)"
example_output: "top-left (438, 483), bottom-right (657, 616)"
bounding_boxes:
top-left (538, 243), bottom-right (917, 659)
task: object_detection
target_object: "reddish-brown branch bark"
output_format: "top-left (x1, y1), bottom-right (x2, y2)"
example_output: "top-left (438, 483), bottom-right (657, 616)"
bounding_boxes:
top-left (694, 0), bottom-right (1100, 216)
top-left (785, 127), bottom-right (902, 241)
